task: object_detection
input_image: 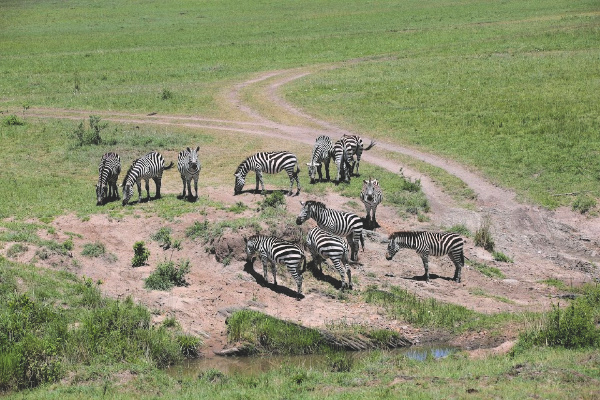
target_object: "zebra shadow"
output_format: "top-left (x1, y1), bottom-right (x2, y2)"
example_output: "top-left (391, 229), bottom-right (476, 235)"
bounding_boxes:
top-left (360, 217), bottom-right (380, 231)
top-left (405, 273), bottom-right (454, 282)
top-left (243, 261), bottom-right (305, 300)
top-left (307, 260), bottom-right (345, 291)
top-left (177, 194), bottom-right (198, 202)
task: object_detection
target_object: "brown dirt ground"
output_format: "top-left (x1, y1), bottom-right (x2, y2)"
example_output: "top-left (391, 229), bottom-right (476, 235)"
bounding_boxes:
top-left (6, 66), bottom-right (600, 357)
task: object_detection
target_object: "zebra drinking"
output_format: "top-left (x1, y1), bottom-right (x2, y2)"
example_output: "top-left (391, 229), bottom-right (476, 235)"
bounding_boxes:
top-left (306, 227), bottom-right (352, 291)
top-left (244, 235), bottom-right (306, 299)
top-left (306, 135), bottom-right (333, 184)
top-left (96, 152), bottom-right (121, 206)
top-left (342, 134), bottom-right (376, 176)
top-left (360, 177), bottom-right (383, 229)
top-left (122, 151), bottom-right (174, 206)
top-left (177, 146), bottom-right (201, 200)
top-left (385, 231), bottom-right (465, 283)
top-left (331, 137), bottom-right (353, 184)
top-left (234, 151), bottom-right (301, 196)
top-left (296, 200), bottom-right (364, 262)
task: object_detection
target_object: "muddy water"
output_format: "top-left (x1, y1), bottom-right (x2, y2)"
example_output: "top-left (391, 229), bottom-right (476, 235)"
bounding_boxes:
top-left (166, 345), bottom-right (456, 378)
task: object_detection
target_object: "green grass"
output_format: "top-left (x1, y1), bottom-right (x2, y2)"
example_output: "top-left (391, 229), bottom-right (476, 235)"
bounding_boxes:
top-left (469, 260), bottom-right (506, 279)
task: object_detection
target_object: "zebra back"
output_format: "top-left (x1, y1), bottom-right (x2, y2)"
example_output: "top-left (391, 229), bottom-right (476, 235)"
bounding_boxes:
top-left (234, 151), bottom-right (300, 195)
top-left (388, 231), bottom-right (464, 257)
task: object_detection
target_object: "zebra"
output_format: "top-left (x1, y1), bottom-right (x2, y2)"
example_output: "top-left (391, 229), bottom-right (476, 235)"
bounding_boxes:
top-left (177, 146), bottom-right (201, 200)
top-left (342, 134), bottom-right (376, 176)
top-left (360, 177), bottom-right (383, 229)
top-left (306, 227), bottom-right (352, 291)
top-left (234, 151), bottom-right (301, 196)
top-left (122, 151), bottom-right (174, 206)
top-left (96, 152), bottom-right (121, 206)
top-left (306, 135), bottom-right (333, 184)
top-left (331, 137), bottom-right (353, 184)
top-left (296, 200), bottom-right (364, 262)
top-left (385, 231), bottom-right (465, 283)
top-left (244, 235), bottom-right (307, 299)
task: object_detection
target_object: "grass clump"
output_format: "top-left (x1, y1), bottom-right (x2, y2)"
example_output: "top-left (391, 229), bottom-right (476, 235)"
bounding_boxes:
top-left (2, 114), bottom-right (24, 126)
top-left (474, 216), bottom-right (495, 252)
top-left (492, 251), bottom-right (513, 263)
top-left (445, 224), bottom-right (471, 237)
top-left (571, 194), bottom-right (597, 214)
top-left (260, 191), bottom-right (286, 209)
top-left (151, 227), bottom-right (173, 250)
top-left (176, 334), bottom-right (202, 358)
top-left (72, 115), bottom-right (107, 146)
top-left (144, 259), bottom-right (191, 291)
top-left (81, 242), bottom-right (106, 258)
top-left (132, 241), bottom-right (150, 267)
top-left (6, 243), bottom-right (28, 258)
top-left (469, 260), bottom-right (505, 279)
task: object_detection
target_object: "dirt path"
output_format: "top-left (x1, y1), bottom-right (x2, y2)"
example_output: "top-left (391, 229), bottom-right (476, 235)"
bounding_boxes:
top-left (16, 65), bottom-right (600, 355)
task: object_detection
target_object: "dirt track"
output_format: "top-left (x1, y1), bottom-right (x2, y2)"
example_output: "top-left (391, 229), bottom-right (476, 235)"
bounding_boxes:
top-left (12, 66), bottom-right (600, 355)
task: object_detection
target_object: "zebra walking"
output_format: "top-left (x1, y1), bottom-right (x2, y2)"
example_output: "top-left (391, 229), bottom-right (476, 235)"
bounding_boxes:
top-left (234, 151), bottom-right (301, 196)
top-left (385, 231), bottom-right (465, 283)
top-left (177, 146), bottom-right (201, 200)
top-left (342, 134), bottom-right (376, 176)
top-left (296, 200), bottom-right (364, 262)
top-left (306, 135), bottom-right (333, 184)
top-left (331, 137), bottom-right (353, 184)
top-left (360, 177), bottom-right (383, 229)
top-left (96, 152), bottom-right (121, 206)
top-left (122, 151), bottom-right (174, 206)
top-left (306, 227), bottom-right (352, 291)
top-left (245, 235), bottom-right (307, 299)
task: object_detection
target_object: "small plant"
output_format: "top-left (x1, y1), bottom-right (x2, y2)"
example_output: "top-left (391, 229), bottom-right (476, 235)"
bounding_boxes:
top-left (144, 259), bottom-right (191, 290)
top-left (493, 251), bottom-right (513, 263)
top-left (2, 114), bottom-right (24, 126)
top-left (572, 194), bottom-right (596, 214)
top-left (162, 316), bottom-right (180, 328)
top-left (81, 242), bottom-right (106, 258)
top-left (132, 241), bottom-right (150, 267)
top-left (186, 220), bottom-right (210, 240)
top-left (469, 260), bottom-right (505, 279)
top-left (6, 243), bottom-right (28, 258)
top-left (161, 88), bottom-right (173, 100)
top-left (72, 115), bottom-right (106, 146)
top-left (229, 201), bottom-right (248, 213)
top-left (176, 334), bottom-right (202, 358)
top-left (198, 368), bottom-right (228, 384)
top-left (446, 224), bottom-right (471, 237)
top-left (325, 350), bottom-right (354, 372)
top-left (151, 227), bottom-right (172, 250)
top-left (260, 191), bottom-right (285, 209)
top-left (474, 216), bottom-right (495, 252)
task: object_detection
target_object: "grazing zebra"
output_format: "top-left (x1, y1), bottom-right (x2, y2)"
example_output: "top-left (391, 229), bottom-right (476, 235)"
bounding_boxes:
top-left (306, 135), bottom-right (333, 184)
top-left (331, 137), bottom-right (353, 184)
top-left (342, 134), bottom-right (376, 176)
top-left (96, 152), bottom-right (121, 206)
top-left (360, 177), bottom-right (383, 228)
top-left (122, 151), bottom-right (174, 206)
top-left (177, 146), bottom-right (201, 200)
top-left (306, 227), bottom-right (352, 291)
top-left (385, 231), bottom-right (465, 283)
top-left (296, 200), bottom-right (364, 262)
top-left (234, 151), bottom-right (301, 196)
top-left (245, 235), bottom-right (307, 299)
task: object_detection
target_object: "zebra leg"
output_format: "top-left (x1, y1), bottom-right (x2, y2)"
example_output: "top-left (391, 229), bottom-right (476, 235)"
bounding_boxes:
top-left (347, 235), bottom-right (358, 262)
top-left (324, 159), bottom-right (331, 181)
top-left (255, 170), bottom-right (264, 194)
top-left (450, 251), bottom-right (463, 283)
top-left (346, 266), bottom-right (352, 290)
top-left (332, 259), bottom-right (347, 290)
top-left (261, 256), bottom-right (270, 283)
top-left (420, 253), bottom-right (430, 282)
top-left (193, 175), bottom-right (199, 199)
top-left (294, 171), bottom-right (301, 196)
top-left (137, 181), bottom-right (143, 203)
top-left (185, 178), bottom-right (193, 200)
top-left (180, 176), bottom-right (187, 199)
top-left (154, 177), bottom-right (161, 199)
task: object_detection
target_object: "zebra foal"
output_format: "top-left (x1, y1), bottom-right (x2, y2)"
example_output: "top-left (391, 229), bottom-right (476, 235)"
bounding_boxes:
top-left (234, 151), bottom-right (300, 196)
top-left (306, 135), bottom-right (333, 184)
top-left (122, 151), bottom-right (174, 206)
top-left (296, 200), bottom-right (364, 262)
top-left (177, 146), bottom-right (201, 200)
top-left (306, 227), bottom-right (352, 291)
top-left (245, 235), bottom-right (306, 299)
top-left (360, 177), bottom-right (382, 228)
top-left (385, 231), bottom-right (465, 283)
top-left (96, 152), bottom-right (121, 205)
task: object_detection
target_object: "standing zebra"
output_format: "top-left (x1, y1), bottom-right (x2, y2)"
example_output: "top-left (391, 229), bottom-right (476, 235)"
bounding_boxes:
top-left (360, 177), bottom-right (383, 229)
top-left (331, 137), bottom-right (353, 184)
top-left (234, 151), bottom-right (301, 196)
top-left (245, 235), bottom-right (307, 299)
top-left (177, 146), bottom-right (201, 200)
top-left (306, 227), bottom-right (352, 291)
top-left (122, 151), bottom-right (174, 206)
top-left (385, 231), bottom-right (465, 283)
top-left (96, 152), bottom-right (121, 206)
top-left (306, 135), bottom-right (333, 184)
top-left (296, 200), bottom-right (364, 262)
top-left (342, 134), bottom-right (376, 177)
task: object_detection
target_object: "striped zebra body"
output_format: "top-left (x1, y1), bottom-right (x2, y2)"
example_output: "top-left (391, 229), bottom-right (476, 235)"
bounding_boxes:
top-left (332, 137), bottom-right (353, 184)
top-left (96, 152), bottom-right (121, 205)
top-left (360, 177), bottom-right (383, 228)
top-left (177, 146), bottom-right (201, 199)
top-left (385, 231), bottom-right (465, 283)
top-left (245, 235), bottom-right (306, 299)
top-left (306, 135), bottom-right (333, 184)
top-left (296, 200), bottom-right (364, 262)
top-left (306, 227), bottom-right (352, 291)
top-left (122, 151), bottom-right (174, 205)
top-left (234, 151), bottom-right (301, 196)
top-left (342, 134), bottom-right (376, 176)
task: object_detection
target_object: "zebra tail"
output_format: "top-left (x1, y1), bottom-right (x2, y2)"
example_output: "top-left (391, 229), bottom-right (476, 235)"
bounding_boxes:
top-left (364, 140), bottom-right (376, 151)
top-left (295, 161), bottom-right (301, 174)
top-left (164, 161), bottom-right (174, 170)
top-left (360, 231), bottom-right (365, 251)
top-left (301, 256), bottom-right (307, 274)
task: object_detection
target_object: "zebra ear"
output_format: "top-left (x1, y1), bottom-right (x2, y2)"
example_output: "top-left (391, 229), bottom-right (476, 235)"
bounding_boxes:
top-left (186, 147), bottom-right (191, 153)
top-left (300, 201), bottom-right (305, 206)
top-left (195, 146), bottom-right (200, 152)
top-left (363, 179), bottom-right (368, 184)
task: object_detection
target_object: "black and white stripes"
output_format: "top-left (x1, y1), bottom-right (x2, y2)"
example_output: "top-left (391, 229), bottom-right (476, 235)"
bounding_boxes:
top-left (122, 151), bottom-right (174, 205)
top-left (360, 177), bottom-right (383, 228)
top-left (234, 151), bottom-right (301, 196)
top-left (342, 134), bottom-right (376, 177)
top-left (96, 152), bottom-right (121, 205)
top-left (306, 227), bottom-right (352, 291)
top-left (306, 135), bottom-right (333, 184)
top-left (385, 231), bottom-right (465, 283)
top-left (177, 146), bottom-right (201, 200)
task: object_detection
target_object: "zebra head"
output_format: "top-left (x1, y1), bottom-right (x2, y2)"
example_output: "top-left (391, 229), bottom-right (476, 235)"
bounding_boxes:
top-left (306, 162), bottom-right (321, 184)
top-left (121, 183), bottom-right (134, 206)
top-left (385, 235), bottom-right (400, 260)
top-left (244, 236), bottom-right (258, 262)
top-left (96, 184), bottom-right (106, 206)
top-left (363, 177), bottom-right (377, 201)
top-left (233, 161), bottom-right (248, 195)
top-left (296, 201), bottom-right (311, 225)
top-left (187, 146), bottom-right (200, 173)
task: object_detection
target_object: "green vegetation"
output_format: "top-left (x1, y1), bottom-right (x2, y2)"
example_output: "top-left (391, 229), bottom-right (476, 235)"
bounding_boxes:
top-left (151, 227), bottom-right (174, 250)
top-left (259, 191), bottom-right (286, 210)
top-left (144, 259), bottom-right (191, 291)
top-left (6, 243), bottom-right (28, 258)
top-left (493, 251), bottom-right (514, 263)
top-left (474, 216), bottom-right (495, 252)
top-left (2, 115), bottom-right (24, 127)
top-left (81, 242), bottom-right (106, 258)
top-left (445, 224), bottom-right (471, 237)
top-left (469, 260), bottom-right (506, 279)
top-left (571, 193), bottom-right (597, 214)
top-left (131, 241), bottom-right (150, 267)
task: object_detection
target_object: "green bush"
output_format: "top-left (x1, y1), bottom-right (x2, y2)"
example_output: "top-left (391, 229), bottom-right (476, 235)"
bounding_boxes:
top-left (260, 191), bottom-right (286, 209)
top-left (151, 227), bottom-right (172, 250)
top-left (81, 242), bottom-right (106, 258)
top-left (72, 115), bottom-right (106, 146)
top-left (185, 220), bottom-right (210, 241)
top-left (132, 241), bottom-right (150, 267)
top-left (474, 216), bottom-right (495, 252)
top-left (2, 114), bottom-right (24, 126)
top-left (144, 259), bottom-right (191, 291)
top-left (176, 334), bottom-right (202, 358)
top-left (493, 251), bottom-right (513, 263)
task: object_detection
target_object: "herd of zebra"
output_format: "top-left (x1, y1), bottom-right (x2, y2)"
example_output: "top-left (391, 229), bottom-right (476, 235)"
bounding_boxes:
top-left (95, 134), bottom-right (465, 300)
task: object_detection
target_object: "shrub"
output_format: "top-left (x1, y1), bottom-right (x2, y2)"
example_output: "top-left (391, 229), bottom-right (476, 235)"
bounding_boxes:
top-left (474, 216), bottom-right (495, 252)
top-left (161, 88), bottom-right (173, 100)
top-left (260, 191), bottom-right (286, 209)
top-left (81, 242), bottom-right (106, 258)
top-left (185, 220), bottom-right (210, 241)
top-left (132, 241), bottom-right (150, 267)
top-left (144, 259), bottom-right (191, 291)
top-left (72, 115), bottom-right (106, 146)
top-left (151, 227), bottom-right (172, 250)
top-left (572, 194), bottom-right (596, 214)
top-left (176, 334), bottom-right (202, 358)
top-left (2, 114), bottom-right (24, 126)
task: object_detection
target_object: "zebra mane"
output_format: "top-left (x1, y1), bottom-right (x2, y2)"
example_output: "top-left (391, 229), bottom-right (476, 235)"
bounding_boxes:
top-left (389, 231), bottom-right (423, 240)
top-left (305, 200), bottom-right (327, 209)
top-left (234, 158), bottom-right (250, 176)
top-left (122, 159), bottom-right (139, 186)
